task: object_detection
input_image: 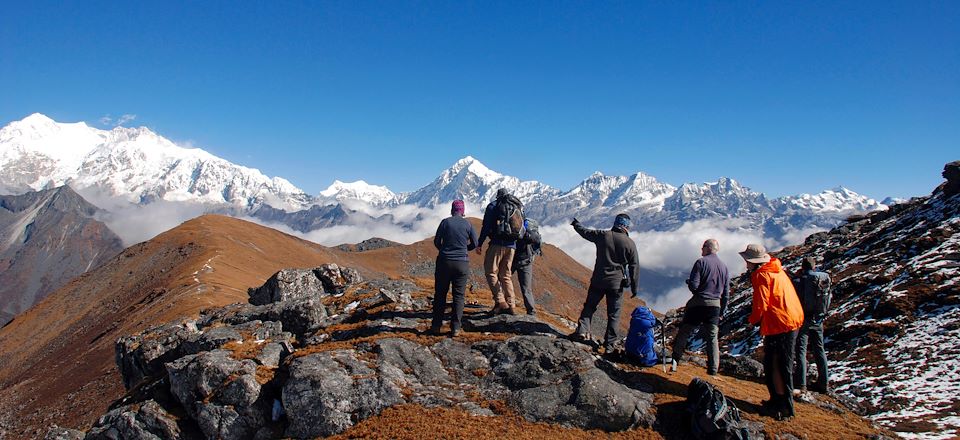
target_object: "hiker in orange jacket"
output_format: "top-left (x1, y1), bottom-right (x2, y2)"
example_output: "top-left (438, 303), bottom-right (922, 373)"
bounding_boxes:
top-left (740, 244), bottom-right (804, 421)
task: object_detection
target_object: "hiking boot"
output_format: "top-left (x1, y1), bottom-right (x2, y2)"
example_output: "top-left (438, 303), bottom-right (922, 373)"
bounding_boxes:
top-left (526, 309), bottom-right (536, 316)
top-left (426, 325), bottom-right (442, 336)
top-left (568, 332), bottom-right (591, 344)
top-left (508, 307), bottom-right (520, 316)
top-left (706, 369), bottom-right (717, 376)
top-left (810, 384), bottom-right (829, 394)
top-left (670, 359), bottom-right (678, 373)
top-left (450, 328), bottom-right (461, 338)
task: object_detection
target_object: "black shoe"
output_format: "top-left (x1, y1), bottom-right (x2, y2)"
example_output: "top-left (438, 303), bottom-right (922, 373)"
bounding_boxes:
top-left (706, 370), bottom-right (718, 376)
top-left (426, 326), bottom-right (442, 336)
top-left (450, 328), bottom-right (461, 337)
top-left (568, 332), bottom-right (591, 344)
top-left (758, 401), bottom-right (781, 419)
top-left (810, 384), bottom-right (829, 394)
top-left (526, 309), bottom-right (536, 316)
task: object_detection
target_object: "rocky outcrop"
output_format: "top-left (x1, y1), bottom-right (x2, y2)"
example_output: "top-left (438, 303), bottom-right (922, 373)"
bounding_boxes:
top-left (247, 264), bottom-right (361, 305)
top-left (83, 263), bottom-right (661, 439)
top-left (941, 160), bottom-right (960, 196)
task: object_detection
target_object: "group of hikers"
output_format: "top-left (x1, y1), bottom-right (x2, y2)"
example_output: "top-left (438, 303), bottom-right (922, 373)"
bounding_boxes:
top-left (430, 188), bottom-right (832, 422)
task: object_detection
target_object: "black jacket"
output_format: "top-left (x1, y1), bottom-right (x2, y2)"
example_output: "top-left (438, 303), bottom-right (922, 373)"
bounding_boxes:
top-left (573, 221), bottom-right (639, 294)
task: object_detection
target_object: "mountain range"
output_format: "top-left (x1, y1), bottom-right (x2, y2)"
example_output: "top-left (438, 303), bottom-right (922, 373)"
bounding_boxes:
top-left (0, 114), bottom-right (886, 239)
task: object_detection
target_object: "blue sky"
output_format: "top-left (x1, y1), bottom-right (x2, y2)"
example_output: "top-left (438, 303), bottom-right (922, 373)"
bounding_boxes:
top-left (1, 1), bottom-right (957, 199)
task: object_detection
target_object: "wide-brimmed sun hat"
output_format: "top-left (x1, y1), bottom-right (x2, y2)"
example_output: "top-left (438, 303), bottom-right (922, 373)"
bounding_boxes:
top-left (739, 243), bottom-right (771, 264)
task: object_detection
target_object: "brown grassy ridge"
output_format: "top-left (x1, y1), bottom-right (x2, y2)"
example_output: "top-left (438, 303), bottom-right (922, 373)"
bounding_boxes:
top-left (0, 214), bottom-right (892, 438)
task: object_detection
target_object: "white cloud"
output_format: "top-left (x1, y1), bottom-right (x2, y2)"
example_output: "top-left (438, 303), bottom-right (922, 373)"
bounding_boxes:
top-left (116, 114), bottom-right (137, 126)
top-left (78, 187), bottom-right (210, 246)
top-left (97, 113), bottom-right (137, 128)
top-left (75, 191), bottom-right (824, 314)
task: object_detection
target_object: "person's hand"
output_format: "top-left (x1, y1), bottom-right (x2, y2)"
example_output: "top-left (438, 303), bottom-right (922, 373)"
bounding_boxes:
top-left (475, 246), bottom-right (483, 255)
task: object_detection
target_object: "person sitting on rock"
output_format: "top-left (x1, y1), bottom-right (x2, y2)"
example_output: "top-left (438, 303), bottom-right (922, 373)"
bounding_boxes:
top-left (670, 238), bottom-right (730, 375)
top-left (740, 244), bottom-right (804, 421)
top-left (793, 256), bottom-right (832, 394)
top-left (430, 199), bottom-right (478, 337)
top-left (569, 214), bottom-right (640, 354)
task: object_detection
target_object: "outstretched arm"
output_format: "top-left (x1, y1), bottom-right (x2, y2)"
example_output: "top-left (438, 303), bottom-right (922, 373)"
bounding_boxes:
top-left (572, 219), bottom-right (604, 243)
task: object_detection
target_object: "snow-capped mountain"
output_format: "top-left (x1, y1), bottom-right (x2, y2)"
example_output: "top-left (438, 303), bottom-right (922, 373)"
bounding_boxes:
top-left (318, 180), bottom-right (398, 207)
top-left (775, 187), bottom-right (886, 214)
top-left (400, 156), bottom-right (562, 207)
top-left (653, 177), bottom-right (773, 228)
top-left (0, 114), bottom-right (311, 211)
top-left (524, 171), bottom-right (677, 226)
top-left (0, 114), bottom-right (887, 241)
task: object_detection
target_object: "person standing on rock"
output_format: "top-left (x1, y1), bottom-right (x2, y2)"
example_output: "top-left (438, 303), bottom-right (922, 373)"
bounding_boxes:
top-left (569, 214), bottom-right (640, 353)
top-left (511, 217), bottom-right (542, 316)
top-left (476, 188), bottom-right (523, 315)
top-left (670, 238), bottom-right (730, 375)
top-left (740, 244), bottom-right (804, 421)
top-left (431, 199), bottom-right (478, 337)
top-left (793, 256), bottom-right (832, 394)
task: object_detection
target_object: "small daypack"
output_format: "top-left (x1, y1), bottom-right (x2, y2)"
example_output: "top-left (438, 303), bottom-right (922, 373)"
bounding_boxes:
top-left (492, 194), bottom-right (525, 241)
top-left (799, 271), bottom-right (831, 323)
top-left (687, 378), bottom-right (751, 440)
top-left (625, 306), bottom-right (658, 367)
top-left (524, 218), bottom-right (542, 256)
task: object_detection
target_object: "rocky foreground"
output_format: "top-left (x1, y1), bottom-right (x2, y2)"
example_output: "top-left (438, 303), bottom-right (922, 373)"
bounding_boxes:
top-left (45, 264), bottom-right (889, 440)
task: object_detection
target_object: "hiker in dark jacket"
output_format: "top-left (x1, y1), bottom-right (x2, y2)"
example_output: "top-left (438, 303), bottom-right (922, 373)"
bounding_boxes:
top-left (793, 257), bottom-right (832, 394)
top-left (476, 188), bottom-right (520, 314)
top-left (569, 213), bottom-right (640, 353)
top-left (431, 200), bottom-right (478, 337)
top-left (511, 218), bottom-right (542, 315)
top-left (671, 239), bottom-right (730, 375)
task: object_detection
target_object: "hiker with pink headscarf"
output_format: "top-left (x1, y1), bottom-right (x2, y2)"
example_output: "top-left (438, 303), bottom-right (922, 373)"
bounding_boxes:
top-left (430, 200), bottom-right (478, 337)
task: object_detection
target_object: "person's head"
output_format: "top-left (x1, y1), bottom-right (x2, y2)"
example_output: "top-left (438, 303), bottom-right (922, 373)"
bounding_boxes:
top-left (613, 213), bottom-right (632, 232)
top-left (496, 188), bottom-right (509, 199)
top-left (702, 239), bottom-right (719, 256)
top-left (739, 243), bottom-right (770, 271)
top-left (451, 199), bottom-right (465, 217)
top-left (801, 256), bottom-right (816, 272)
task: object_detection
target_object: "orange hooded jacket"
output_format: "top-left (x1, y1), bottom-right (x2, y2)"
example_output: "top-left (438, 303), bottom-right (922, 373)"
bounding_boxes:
top-left (748, 258), bottom-right (804, 336)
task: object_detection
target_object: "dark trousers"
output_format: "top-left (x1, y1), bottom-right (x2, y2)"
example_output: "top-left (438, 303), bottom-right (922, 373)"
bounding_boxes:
top-left (795, 322), bottom-right (828, 391)
top-left (513, 262), bottom-right (536, 314)
top-left (575, 286), bottom-right (623, 350)
top-left (671, 306), bottom-right (720, 373)
top-left (763, 330), bottom-right (798, 416)
top-left (432, 258), bottom-right (469, 331)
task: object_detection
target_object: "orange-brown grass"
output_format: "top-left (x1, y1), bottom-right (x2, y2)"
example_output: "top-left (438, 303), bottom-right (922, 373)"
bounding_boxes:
top-left (329, 403), bottom-right (664, 440)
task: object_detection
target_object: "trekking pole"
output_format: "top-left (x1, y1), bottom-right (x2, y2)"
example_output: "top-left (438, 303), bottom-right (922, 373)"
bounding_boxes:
top-left (660, 319), bottom-right (667, 373)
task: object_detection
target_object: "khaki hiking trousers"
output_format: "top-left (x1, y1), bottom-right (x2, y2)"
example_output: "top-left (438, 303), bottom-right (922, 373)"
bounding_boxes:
top-left (484, 244), bottom-right (516, 308)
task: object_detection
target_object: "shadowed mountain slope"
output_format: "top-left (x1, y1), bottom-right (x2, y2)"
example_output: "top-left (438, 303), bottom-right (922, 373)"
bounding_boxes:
top-left (0, 185), bottom-right (124, 326)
